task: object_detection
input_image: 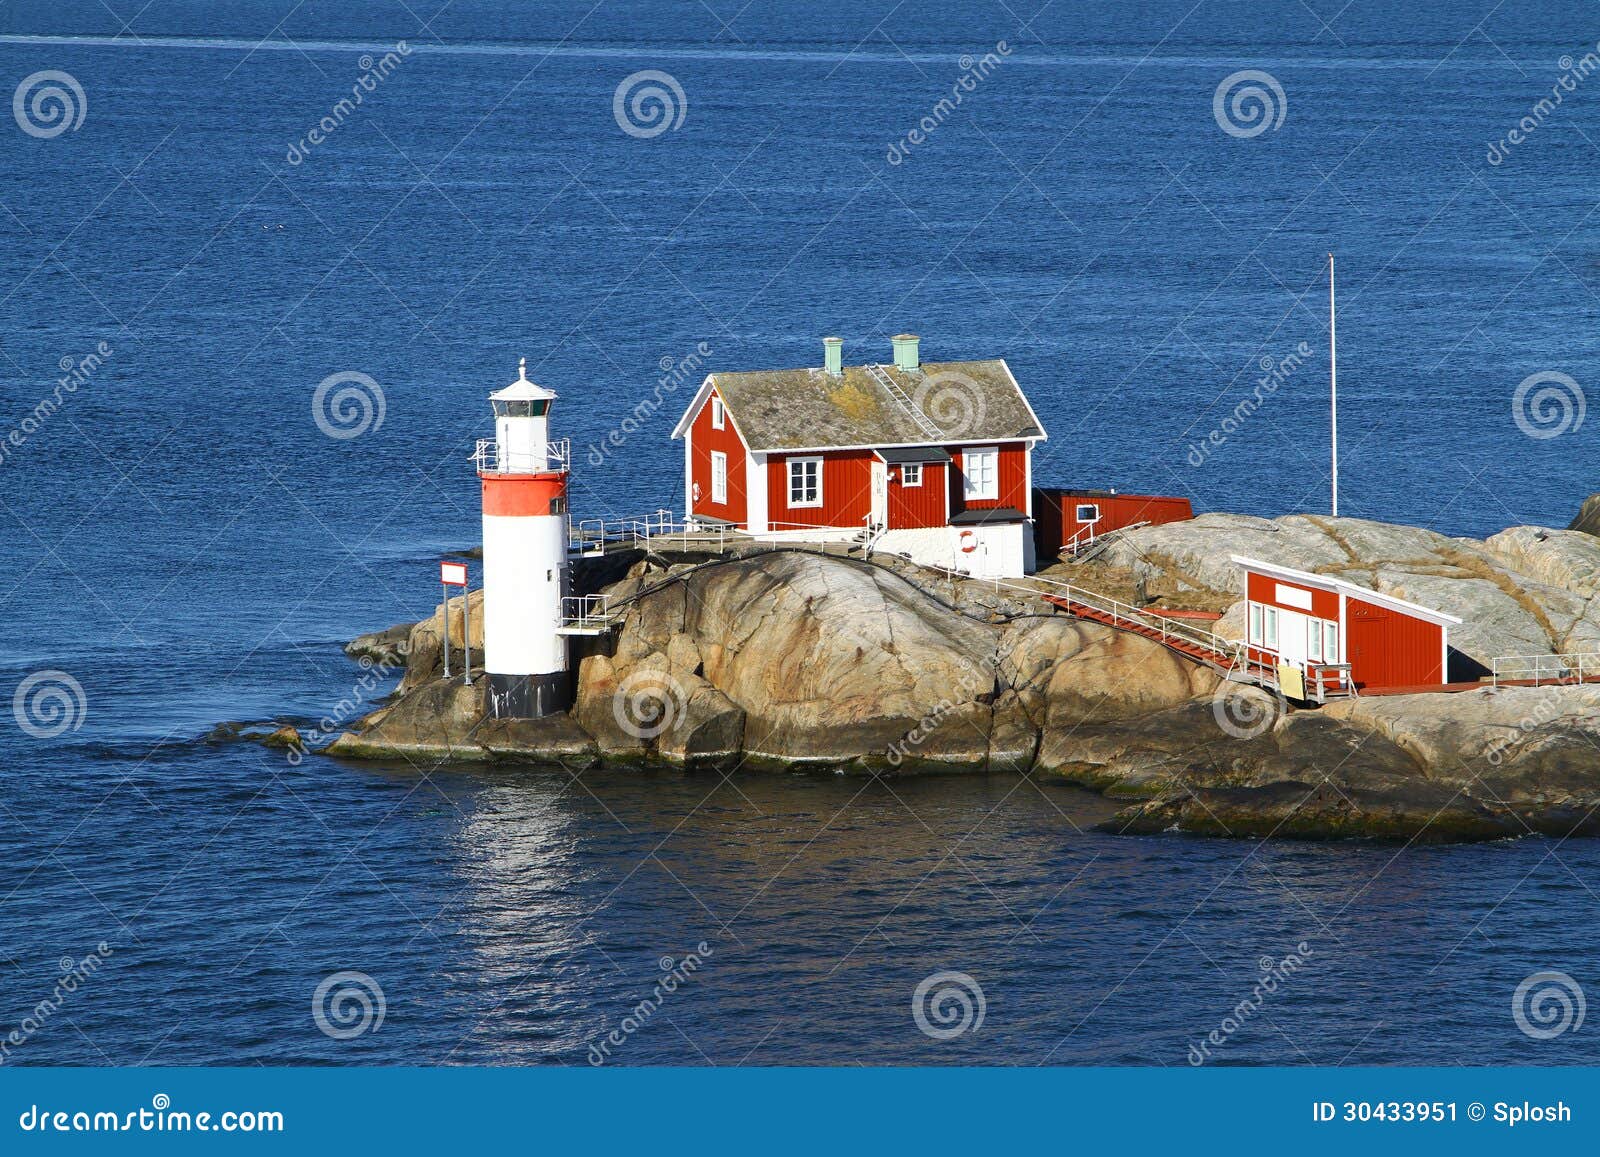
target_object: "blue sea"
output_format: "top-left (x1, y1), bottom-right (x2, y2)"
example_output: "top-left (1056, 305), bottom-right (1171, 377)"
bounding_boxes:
top-left (2, 0), bottom-right (1599, 1066)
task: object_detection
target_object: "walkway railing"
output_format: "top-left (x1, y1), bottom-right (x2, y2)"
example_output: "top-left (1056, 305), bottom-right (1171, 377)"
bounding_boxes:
top-left (473, 437), bottom-right (571, 473)
top-left (570, 511), bottom-right (735, 556)
top-left (559, 593), bottom-right (615, 632)
top-left (1491, 652), bottom-right (1600, 687)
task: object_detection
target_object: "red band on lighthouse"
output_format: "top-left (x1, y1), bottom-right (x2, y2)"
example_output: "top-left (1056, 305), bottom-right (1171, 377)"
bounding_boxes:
top-left (480, 472), bottom-right (567, 517)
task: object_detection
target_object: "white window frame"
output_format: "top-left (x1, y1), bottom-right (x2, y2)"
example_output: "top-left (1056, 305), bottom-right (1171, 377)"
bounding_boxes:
top-left (1248, 603), bottom-right (1263, 646)
top-left (787, 456), bottom-right (823, 508)
top-left (1075, 503), bottom-right (1101, 523)
top-left (901, 463), bottom-right (922, 487)
top-left (1324, 620), bottom-right (1339, 663)
top-left (962, 446), bottom-right (999, 502)
top-left (1307, 618), bottom-right (1323, 663)
top-left (1263, 606), bottom-right (1279, 650)
top-left (710, 396), bottom-right (725, 430)
top-left (710, 450), bottom-right (728, 505)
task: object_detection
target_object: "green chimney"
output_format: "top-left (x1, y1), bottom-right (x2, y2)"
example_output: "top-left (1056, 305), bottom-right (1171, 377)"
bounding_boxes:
top-left (892, 333), bottom-right (920, 372)
top-left (823, 336), bottom-right (843, 376)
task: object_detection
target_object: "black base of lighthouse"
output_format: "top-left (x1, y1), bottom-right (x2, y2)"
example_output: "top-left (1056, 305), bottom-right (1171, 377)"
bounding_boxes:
top-left (486, 672), bottom-right (572, 719)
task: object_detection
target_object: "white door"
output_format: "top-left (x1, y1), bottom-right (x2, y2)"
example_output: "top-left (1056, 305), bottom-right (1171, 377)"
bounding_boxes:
top-left (1277, 609), bottom-right (1309, 670)
top-left (870, 460), bottom-right (888, 531)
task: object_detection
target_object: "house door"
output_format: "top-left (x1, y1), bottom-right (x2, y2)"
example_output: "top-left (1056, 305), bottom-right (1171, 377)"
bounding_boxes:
top-left (870, 460), bottom-right (888, 531)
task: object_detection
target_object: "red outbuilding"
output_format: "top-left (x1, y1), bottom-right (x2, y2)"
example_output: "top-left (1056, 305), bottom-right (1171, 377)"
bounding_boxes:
top-left (1033, 488), bottom-right (1194, 559)
top-left (1233, 555), bottom-right (1462, 697)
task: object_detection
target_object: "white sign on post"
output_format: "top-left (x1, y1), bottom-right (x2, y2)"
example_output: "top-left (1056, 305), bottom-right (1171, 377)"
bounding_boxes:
top-left (440, 560), bottom-right (469, 586)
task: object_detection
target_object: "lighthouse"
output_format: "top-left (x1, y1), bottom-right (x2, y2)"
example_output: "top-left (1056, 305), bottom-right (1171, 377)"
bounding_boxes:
top-left (476, 358), bottom-right (571, 718)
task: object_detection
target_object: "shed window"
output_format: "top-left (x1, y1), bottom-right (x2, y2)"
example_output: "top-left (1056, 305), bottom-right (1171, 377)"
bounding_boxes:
top-left (1263, 606), bottom-right (1279, 649)
top-left (1248, 604), bottom-right (1263, 646)
top-left (787, 457), bottom-right (822, 507)
top-left (1307, 619), bottom-right (1324, 663)
top-left (710, 397), bottom-right (725, 429)
top-left (1324, 621), bottom-right (1339, 662)
top-left (962, 447), bottom-right (999, 501)
top-left (710, 451), bottom-right (727, 504)
top-left (901, 463), bottom-right (922, 487)
top-left (1076, 503), bottom-right (1101, 523)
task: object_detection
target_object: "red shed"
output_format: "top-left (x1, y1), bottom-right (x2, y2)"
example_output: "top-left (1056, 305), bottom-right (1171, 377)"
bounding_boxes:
top-left (1233, 556), bottom-right (1461, 697)
top-left (1034, 487), bottom-right (1194, 559)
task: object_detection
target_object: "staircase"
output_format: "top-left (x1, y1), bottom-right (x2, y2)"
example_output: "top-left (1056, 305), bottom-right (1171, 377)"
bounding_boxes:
top-left (1040, 592), bottom-right (1239, 673)
top-left (1062, 520), bottom-right (1150, 564)
top-left (864, 363), bottom-right (943, 440)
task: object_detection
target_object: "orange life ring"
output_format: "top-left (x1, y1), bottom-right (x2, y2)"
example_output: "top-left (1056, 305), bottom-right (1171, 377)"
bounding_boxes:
top-left (958, 530), bottom-right (977, 554)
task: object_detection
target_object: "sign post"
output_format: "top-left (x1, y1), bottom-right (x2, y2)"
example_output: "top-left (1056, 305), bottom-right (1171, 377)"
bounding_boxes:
top-left (440, 560), bottom-right (469, 682)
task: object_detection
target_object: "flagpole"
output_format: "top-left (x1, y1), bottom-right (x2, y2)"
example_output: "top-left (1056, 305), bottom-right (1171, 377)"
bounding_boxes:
top-left (1329, 252), bottom-right (1338, 519)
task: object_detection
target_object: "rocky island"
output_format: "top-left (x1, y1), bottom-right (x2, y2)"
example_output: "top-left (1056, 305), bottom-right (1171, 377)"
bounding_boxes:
top-left (319, 503), bottom-right (1600, 844)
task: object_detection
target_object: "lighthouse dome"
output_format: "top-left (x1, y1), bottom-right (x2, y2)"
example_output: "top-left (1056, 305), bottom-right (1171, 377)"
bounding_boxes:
top-left (489, 357), bottom-right (558, 408)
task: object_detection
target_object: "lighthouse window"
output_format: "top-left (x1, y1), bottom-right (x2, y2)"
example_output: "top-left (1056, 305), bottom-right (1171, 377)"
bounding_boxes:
top-left (710, 451), bottom-right (728, 504)
top-left (711, 397), bottom-right (725, 429)
top-left (492, 400), bottom-right (548, 418)
top-left (788, 456), bottom-right (822, 507)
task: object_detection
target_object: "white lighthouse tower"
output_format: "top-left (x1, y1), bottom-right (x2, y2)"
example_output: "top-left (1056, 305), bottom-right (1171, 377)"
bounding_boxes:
top-left (475, 358), bottom-right (571, 718)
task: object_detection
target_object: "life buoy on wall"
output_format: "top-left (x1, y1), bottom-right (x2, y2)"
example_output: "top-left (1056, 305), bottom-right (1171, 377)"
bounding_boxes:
top-left (958, 530), bottom-right (977, 554)
top-left (692, 482), bottom-right (702, 503)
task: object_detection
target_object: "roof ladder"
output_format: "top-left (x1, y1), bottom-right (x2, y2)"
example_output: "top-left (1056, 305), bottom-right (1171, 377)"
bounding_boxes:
top-left (864, 363), bottom-right (943, 440)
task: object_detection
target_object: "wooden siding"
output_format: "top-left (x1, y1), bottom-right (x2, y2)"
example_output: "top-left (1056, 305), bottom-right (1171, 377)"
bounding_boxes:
top-left (887, 461), bottom-right (947, 529)
top-left (1246, 570), bottom-right (1340, 622)
top-left (1347, 597), bottom-right (1445, 688)
top-left (1034, 490), bottom-right (1193, 557)
top-left (688, 388), bottom-right (748, 525)
top-left (949, 441), bottom-right (1029, 516)
top-left (767, 450), bottom-right (874, 530)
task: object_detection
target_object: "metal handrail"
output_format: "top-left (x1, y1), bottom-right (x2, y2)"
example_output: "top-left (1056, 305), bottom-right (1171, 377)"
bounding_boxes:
top-left (561, 593), bottom-right (613, 630)
top-left (473, 437), bottom-right (571, 473)
top-left (1491, 652), bottom-right (1600, 687)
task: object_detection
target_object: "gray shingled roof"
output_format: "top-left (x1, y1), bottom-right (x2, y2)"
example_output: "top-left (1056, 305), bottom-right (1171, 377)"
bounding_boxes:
top-left (708, 359), bottom-right (1044, 452)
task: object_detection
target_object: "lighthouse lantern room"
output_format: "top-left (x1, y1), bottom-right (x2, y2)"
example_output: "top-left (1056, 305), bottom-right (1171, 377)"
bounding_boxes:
top-left (475, 358), bottom-right (572, 719)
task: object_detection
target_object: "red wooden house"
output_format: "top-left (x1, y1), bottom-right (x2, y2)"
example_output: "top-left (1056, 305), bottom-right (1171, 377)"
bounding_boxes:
top-left (1233, 556), bottom-right (1461, 696)
top-left (670, 335), bottom-right (1047, 577)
